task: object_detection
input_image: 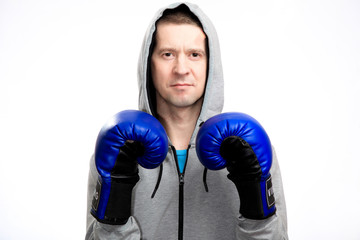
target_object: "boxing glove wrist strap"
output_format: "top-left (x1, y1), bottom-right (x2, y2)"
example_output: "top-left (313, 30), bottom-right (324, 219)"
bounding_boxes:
top-left (91, 174), bottom-right (139, 225)
top-left (228, 174), bottom-right (276, 220)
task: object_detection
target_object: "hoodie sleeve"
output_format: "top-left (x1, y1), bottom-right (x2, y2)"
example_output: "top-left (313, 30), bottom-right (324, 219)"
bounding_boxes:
top-left (85, 155), bottom-right (141, 240)
top-left (235, 147), bottom-right (289, 240)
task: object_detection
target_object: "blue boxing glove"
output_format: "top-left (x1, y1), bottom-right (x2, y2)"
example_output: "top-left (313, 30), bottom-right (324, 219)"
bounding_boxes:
top-left (91, 110), bottom-right (168, 225)
top-left (196, 112), bottom-right (276, 219)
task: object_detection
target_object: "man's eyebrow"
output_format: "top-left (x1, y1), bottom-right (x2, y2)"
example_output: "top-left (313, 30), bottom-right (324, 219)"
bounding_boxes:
top-left (156, 47), bottom-right (207, 56)
top-left (156, 47), bottom-right (177, 53)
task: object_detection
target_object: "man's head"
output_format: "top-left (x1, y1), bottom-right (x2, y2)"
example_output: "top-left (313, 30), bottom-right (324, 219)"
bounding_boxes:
top-left (150, 5), bottom-right (208, 111)
top-left (153, 5), bottom-right (204, 44)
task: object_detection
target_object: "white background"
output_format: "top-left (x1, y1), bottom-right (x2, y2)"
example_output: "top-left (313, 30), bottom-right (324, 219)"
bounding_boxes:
top-left (1, 0), bottom-right (359, 239)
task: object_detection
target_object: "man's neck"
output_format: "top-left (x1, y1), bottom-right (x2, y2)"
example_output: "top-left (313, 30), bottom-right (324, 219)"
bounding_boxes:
top-left (157, 100), bottom-right (202, 150)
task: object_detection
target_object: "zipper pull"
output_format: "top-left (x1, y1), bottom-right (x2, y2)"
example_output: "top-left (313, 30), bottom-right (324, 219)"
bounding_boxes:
top-left (179, 174), bottom-right (185, 185)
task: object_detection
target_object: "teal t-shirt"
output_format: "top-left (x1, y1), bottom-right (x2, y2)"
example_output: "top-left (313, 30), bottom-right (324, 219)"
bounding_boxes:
top-left (176, 149), bottom-right (187, 174)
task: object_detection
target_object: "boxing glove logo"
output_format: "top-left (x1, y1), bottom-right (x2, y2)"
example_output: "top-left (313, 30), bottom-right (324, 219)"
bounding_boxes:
top-left (92, 179), bottom-right (102, 212)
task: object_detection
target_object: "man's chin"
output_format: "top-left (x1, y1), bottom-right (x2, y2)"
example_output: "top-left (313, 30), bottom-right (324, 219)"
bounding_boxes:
top-left (169, 97), bottom-right (203, 109)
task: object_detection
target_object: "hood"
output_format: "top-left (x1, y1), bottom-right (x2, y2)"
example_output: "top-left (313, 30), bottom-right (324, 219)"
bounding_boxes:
top-left (137, 2), bottom-right (224, 128)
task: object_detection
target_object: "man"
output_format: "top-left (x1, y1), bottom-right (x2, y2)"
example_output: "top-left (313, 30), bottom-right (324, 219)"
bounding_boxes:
top-left (86, 2), bottom-right (288, 239)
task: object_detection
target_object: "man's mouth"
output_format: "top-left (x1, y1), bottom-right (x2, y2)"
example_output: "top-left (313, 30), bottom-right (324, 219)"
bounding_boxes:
top-left (171, 83), bottom-right (193, 87)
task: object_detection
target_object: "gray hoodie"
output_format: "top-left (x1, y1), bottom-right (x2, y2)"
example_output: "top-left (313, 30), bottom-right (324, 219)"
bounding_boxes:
top-left (86, 2), bottom-right (288, 240)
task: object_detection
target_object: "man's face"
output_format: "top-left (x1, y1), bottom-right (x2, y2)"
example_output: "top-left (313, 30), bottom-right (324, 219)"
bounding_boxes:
top-left (151, 22), bottom-right (207, 109)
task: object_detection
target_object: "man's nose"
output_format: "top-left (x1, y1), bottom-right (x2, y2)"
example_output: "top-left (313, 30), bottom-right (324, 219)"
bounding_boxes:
top-left (174, 55), bottom-right (190, 75)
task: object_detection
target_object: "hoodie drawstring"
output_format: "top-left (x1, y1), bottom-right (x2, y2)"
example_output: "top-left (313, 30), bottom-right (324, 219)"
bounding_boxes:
top-left (202, 167), bottom-right (209, 192)
top-left (151, 163), bottom-right (163, 198)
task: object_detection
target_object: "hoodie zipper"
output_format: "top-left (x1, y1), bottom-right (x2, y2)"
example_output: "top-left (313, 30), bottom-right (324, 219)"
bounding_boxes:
top-left (171, 145), bottom-right (190, 240)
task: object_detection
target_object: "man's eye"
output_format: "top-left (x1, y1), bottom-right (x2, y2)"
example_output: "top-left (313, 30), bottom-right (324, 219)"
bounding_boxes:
top-left (164, 53), bottom-right (172, 57)
top-left (191, 53), bottom-right (200, 58)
